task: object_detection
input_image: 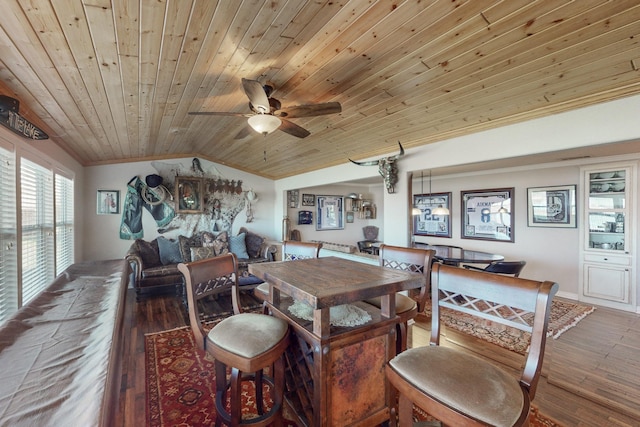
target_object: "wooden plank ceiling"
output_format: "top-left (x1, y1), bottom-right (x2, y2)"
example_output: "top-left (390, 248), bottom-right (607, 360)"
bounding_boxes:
top-left (0, 0), bottom-right (639, 179)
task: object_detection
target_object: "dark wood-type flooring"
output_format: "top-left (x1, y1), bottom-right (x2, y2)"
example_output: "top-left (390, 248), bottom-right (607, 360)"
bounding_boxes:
top-left (116, 288), bottom-right (640, 426)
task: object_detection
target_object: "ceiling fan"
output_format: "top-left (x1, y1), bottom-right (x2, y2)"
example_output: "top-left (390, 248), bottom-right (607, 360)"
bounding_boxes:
top-left (189, 78), bottom-right (341, 139)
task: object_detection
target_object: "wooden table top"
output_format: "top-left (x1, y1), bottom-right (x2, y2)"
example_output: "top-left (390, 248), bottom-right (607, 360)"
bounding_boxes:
top-left (249, 256), bottom-right (425, 310)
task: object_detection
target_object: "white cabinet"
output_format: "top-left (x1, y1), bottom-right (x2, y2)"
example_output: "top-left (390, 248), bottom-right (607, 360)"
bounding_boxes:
top-left (579, 162), bottom-right (636, 311)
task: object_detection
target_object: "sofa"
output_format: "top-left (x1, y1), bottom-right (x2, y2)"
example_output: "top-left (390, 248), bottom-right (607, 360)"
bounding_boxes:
top-left (125, 227), bottom-right (276, 300)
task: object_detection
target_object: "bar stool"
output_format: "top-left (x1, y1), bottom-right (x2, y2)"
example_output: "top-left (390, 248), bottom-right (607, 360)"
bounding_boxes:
top-left (178, 253), bottom-right (290, 427)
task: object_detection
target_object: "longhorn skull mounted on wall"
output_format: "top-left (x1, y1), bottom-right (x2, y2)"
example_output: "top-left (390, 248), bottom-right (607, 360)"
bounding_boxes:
top-left (349, 142), bottom-right (405, 193)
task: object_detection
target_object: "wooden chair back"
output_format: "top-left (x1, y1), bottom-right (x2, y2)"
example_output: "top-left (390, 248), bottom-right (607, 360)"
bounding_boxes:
top-left (379, 244), bottom-right (435, 312)
top-left (178, 253), bottom-right (241, 352)
top-left (283, 240), bottom-right (322, 260)
top-left (431, 262), bottom-right (558, 399)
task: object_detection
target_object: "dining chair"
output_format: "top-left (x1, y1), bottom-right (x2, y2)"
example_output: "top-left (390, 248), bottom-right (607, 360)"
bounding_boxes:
top-left (463, 260), bottom-right (527, 277)
top-left (255, 241), bottom-right (323, 304)
top-left (364, 244), bottom-right (435, 354)
top-left (386, 262), bottom-right (558, 427)
top-left (178, 253), bottom-right (290, 427)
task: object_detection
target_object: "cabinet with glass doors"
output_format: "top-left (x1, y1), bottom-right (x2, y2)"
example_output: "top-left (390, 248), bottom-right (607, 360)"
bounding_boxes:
top-left (580, 163), bottom-right (636, 311)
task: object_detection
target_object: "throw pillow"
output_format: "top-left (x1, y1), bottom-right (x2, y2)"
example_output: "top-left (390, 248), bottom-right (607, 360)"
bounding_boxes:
top-left (241, 229), bottom-right (264, 258)
top-left (230, 233), bottom-right (250, 259)
top-left (178, 234), bottom-right (203, 263)
top-left (190, 246), bottom-right (217, 262)
top-left (134, 239), bottom-right (161, 267)
top-left (201, 231), bottom-right (219, 247)
top-left (157, 236), bottom-right (182, 265)
top-left (209, 231), bottom-right (229, 256)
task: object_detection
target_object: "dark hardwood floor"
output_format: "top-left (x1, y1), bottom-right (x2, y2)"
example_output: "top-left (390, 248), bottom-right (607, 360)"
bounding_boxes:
top-left (116, 288), bottom-right (639, 426)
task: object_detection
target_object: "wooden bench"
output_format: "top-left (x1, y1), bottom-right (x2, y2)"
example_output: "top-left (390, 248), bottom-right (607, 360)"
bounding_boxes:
top-left (0, 259), bottom-right (129, 426)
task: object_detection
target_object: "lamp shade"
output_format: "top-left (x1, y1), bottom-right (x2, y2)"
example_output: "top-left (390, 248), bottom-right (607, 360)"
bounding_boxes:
top-left (432, 206), bottom-right (449, 215)
top-left (412, 207), bottom-right (422, 216)
top-left (247, 114), bottom-right (282, 135)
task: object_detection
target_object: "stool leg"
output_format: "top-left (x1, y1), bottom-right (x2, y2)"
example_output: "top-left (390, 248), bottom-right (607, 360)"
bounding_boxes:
top-left (255, 369), bottom-right (264, 414)
top-left (272, 355), bottom-right (286, 427)
top-left (230, 367), bottom-right (242, 425)
top-left (398, 393), bottom-right (413, 427)
top-left (396, 322), bottom-right (408, 354)
top-left (214, 361), bottom-right (227, 427)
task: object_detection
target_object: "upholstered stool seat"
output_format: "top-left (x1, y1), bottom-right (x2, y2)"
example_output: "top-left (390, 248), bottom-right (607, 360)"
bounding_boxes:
top-left (209, 313), bottom-right (288, 360)
top-left (389, 346), bottom-right (524, 426)
top-left (364, 294), bottom-right (417, 315)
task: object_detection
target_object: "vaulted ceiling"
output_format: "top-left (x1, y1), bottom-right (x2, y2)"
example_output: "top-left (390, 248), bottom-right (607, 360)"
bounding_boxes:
top-left (1, 1), bottom-right (639, 179)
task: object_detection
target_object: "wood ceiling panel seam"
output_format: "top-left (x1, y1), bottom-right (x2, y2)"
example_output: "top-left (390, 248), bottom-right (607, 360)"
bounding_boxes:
top-left (83, 2), bottom-right (130, 158)
top-left (146, 0), bottom-right (195, 156)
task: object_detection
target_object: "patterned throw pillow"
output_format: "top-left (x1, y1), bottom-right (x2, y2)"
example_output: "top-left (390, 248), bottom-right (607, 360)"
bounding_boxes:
top-left (178, 234), bottom-right (202, 262)
top-left (190, 246), bottom-right (217, 262)
top-left (208, 231), bottom-right (229, 256)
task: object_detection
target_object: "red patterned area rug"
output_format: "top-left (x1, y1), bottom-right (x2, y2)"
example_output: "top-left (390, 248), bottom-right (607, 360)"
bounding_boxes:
top-left (420, 298), bottom-right (595, 355)
top-left (145, 326), bottom-right (563, 426)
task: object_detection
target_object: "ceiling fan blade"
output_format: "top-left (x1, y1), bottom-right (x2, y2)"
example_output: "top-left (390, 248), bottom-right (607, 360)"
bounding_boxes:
top-left (279, 119), bottom-right (310, 138)
top-left (241, 78), bottom-right (270, 113)
top-left (278, 102), bottom-right (341, 118)
top-left (234, 125), bottom-right (253, 139)
top-left (188, 111), bottom-right (250, 117)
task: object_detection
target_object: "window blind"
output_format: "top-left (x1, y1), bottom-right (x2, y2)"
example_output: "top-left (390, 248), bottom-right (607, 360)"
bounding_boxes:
top-left (21, 158), bottom-right (54, 306)
top-left (0, 146), bottom-right (17, 321)
top-left (55, 174), bottom-right (74, 275)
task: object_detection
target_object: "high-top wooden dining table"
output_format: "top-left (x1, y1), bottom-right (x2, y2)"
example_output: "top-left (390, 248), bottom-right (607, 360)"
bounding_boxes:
top-left (249, 256), bottom-right (425, 427)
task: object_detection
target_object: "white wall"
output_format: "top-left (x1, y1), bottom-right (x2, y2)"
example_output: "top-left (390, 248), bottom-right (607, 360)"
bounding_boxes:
top-left (284, 183), bottom-right (384, 245)
top-left (82, 158), bottom-right (276, 261)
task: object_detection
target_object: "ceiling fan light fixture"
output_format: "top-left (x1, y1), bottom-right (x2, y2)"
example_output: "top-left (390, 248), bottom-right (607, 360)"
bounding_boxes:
top-left (248, 114), bottom-right (281, 135)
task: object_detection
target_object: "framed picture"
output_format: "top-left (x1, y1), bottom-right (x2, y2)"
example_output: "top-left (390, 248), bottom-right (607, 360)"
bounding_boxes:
top-left (287, 190), bottom-right (299, 208)
top-left (461, 188), bottom-right (514, 242)
top-left (413, 192), bottom-right (452, 238)
top-left (316, 195), bottom-right (344, 230)
top-left (97, 190), bottom-right (120, 215)
top-left (175, 177), bottom-right (203, 213)
top-left (527, 185), bottom-right (576, 228)
top-left (301, 193), bottom-right (315, 206)
top-left (346, 211), bottom-right (355, 223)
top-left (298, 210), bottom-right (313, 225)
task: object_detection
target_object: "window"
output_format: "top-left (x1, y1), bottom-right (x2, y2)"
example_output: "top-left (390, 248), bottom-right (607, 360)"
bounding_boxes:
top-left (21, 158), bottom-right (54, 306)
top-left (55, 174), bottom-right (74, 275)
top-left (0, 146), bottom-right (17, 321)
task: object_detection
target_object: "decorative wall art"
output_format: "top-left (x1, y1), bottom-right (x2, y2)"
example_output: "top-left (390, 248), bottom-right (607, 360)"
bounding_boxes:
top-left (298, 210), bottom-right (313, 225)
top-left (527, 185), bottom-right (576, 228)
top-left (316, 195), bottom-right (345, 230)
top-left (175, 177), bottom-right (204, 213)
top-left (97, 190), bottom-right (120, 215)
top-left (287, 189), bottom-right (299, 208)
top-left (346, 212), bottom-right (355, 223)
top-left (413, 192), bottom-right (452, 238)
top-left (301, 193), bottom-right (315, 206)
top-left (461, 188), bottom-right (514, 242)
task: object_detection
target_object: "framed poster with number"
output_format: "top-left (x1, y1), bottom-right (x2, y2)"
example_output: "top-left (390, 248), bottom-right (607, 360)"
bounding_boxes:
top-left (413, 192), bottom-right (451, 238)
top-left (461, 188), bottom-right (514, 242)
